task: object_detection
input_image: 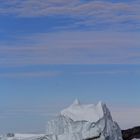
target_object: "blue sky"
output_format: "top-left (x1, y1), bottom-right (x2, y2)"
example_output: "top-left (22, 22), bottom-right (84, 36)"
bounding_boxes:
top-left (0, 0), bottom-right (140, 133)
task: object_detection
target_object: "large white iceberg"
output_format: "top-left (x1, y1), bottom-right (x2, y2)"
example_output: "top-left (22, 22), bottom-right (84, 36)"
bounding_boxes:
top-left (46, 100), bottom-right (122, 140)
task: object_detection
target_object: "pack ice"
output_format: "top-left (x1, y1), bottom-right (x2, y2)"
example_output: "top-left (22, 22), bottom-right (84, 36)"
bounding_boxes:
top-left (46, 100), bottom-right (122, 140)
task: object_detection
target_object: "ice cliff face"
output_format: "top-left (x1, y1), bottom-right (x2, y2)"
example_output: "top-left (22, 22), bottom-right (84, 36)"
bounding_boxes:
top-left (46, 100), bottom-right (122, 140)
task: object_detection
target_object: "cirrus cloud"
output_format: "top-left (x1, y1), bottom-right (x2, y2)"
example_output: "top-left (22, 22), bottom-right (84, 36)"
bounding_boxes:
top-left (0, 0), bottom-right (140, 30)
top-left (0, 31), bottom-right (140, 66)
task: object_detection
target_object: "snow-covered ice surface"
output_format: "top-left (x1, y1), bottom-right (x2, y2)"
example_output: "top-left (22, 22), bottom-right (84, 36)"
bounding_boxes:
top-left (61, 99), bottom-right (104, 122)
top-left (0, 100), bottom-right (123, 140)
top-left (46, 100), bottom-right (123, 140)
top-left (0, 134), bottom-right (44, 140)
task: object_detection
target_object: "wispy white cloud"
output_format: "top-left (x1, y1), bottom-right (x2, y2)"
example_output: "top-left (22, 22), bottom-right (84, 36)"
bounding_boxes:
top-left (0, 71), bottom-right (61, 78)
top-left (75, 70), bottom-right (130, 75)
top-left (0, 46), bottom-right (47, 52)
top-left (0, 31), bottom-right (140, 66)
top-left (0, 0), bottom-right (140, 30)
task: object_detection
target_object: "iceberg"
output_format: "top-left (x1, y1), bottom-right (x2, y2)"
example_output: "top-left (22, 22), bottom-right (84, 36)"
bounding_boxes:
top-left (46, 100), bottom-right (123, 140)
top-left (0, 100), bottom-right (123, 140)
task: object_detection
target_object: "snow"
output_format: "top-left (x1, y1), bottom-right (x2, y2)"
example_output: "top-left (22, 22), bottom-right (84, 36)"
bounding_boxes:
top-left (14, 133), bottom-right (44, 139)
top-left (0, 133), bottom-right (44, 140)
top-left (61, 100), bottom-right (104, 122)
top-left (15, 134), bottom-right (41, 137)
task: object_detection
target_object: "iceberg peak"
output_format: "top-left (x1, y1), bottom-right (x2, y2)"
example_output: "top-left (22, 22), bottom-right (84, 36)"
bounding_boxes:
top-left (60, 101), bottom-right (106, 122)
top-left (71, 99), bottom-right (81, 106)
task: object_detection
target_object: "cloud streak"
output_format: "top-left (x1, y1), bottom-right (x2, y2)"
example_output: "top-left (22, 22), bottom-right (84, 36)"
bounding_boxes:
top-left (0, 71), bottom-right (61, 78)
top-left (0, 31), bottom-right (140, 66)
top-left (0, 0), bottom-right (140, 30)
top-left (0, 107), bottom-right (58, 118)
